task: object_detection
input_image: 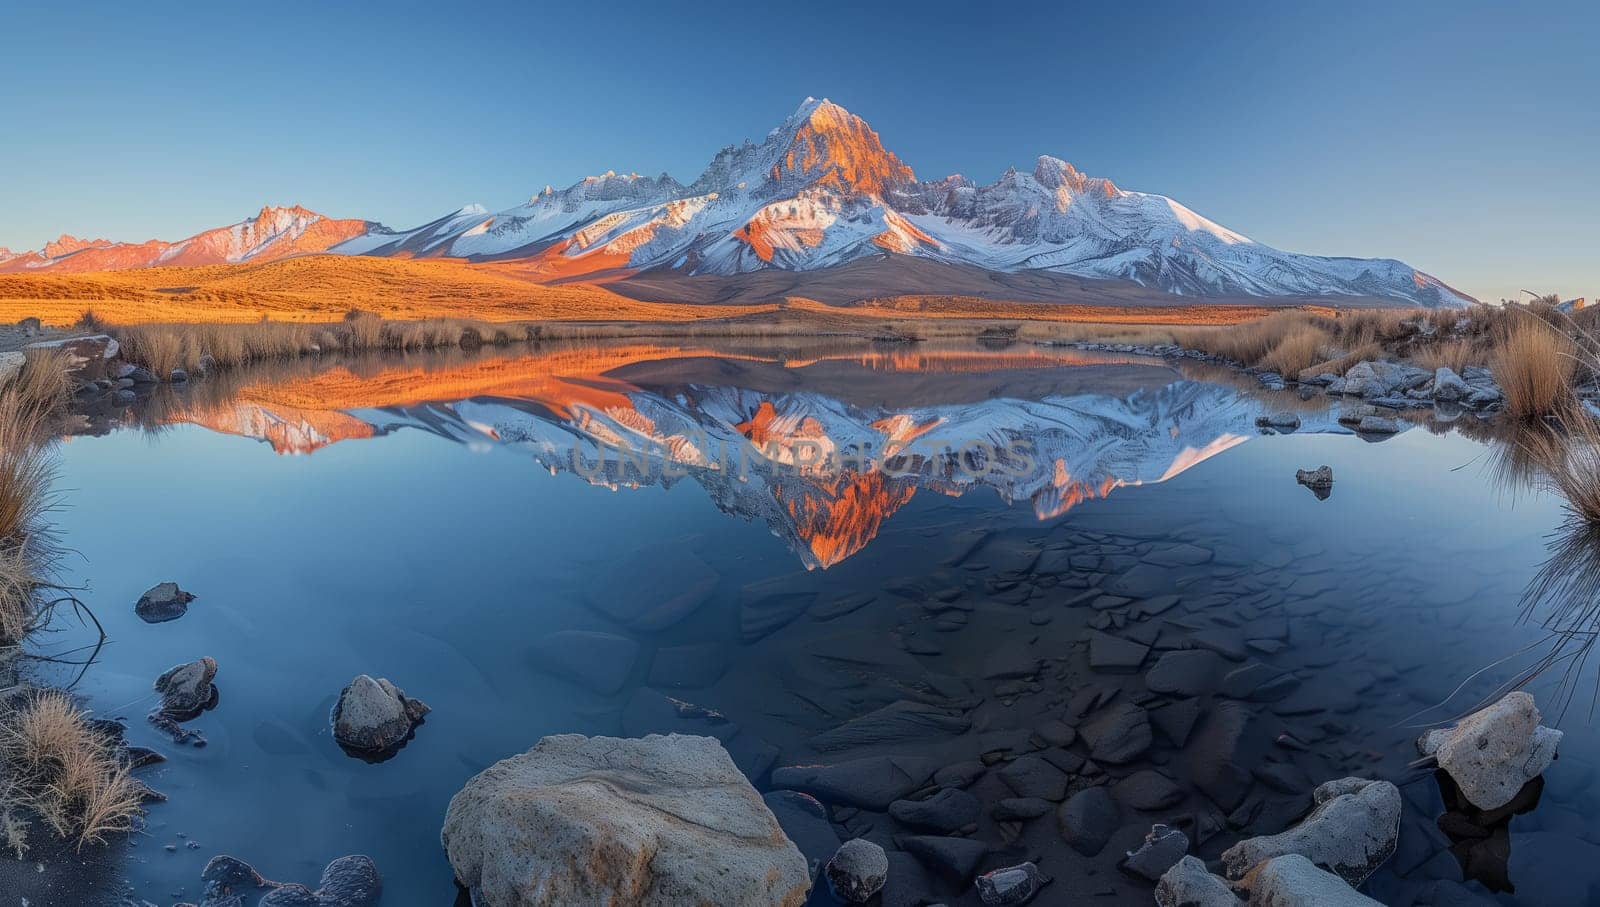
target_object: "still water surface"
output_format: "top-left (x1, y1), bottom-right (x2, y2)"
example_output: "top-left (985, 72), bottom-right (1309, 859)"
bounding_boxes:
top-left (37, 339), bottom-right (1600, 905)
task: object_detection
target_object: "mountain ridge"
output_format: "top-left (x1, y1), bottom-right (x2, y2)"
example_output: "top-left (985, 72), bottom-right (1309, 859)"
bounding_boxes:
top-left (3, 99), bottom-right (1474, 308)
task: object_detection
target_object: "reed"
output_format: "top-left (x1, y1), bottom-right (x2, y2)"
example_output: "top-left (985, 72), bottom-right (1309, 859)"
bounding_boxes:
top-left (1492, 319), bottom-right (1575, 419)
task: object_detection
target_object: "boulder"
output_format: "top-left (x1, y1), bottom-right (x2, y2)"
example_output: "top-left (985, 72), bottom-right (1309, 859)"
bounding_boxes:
top-left (1432, 367), bottom-right (1469, 402)
top-left (152, 656), bottom-right (218, 719)
top-left (1220, 777), bottom-right (1400, 886)
top-left (1417, 691), bottom-right (1562, 810)
top-left (196, 854), bottom-right (381, 907)
top-left (330, 675), bottom-right (429, 756)
top-left (763, 791), bottom-right (839, 880)
top-left (1239, 853), bottom-right (1382, 906)
top-left (975, 861), bottom-right (1049, 906)
top-left (441, 734), bottom-right (809, 907)
top-left (135, 582), bottom-right (196, 623)
top-left (889, 788), bottom-right (980, 833)
top-left (1155, 856), bottom-right (1242, 907)
top-left (771, 754), bottom-right (938, 810)
top-left (1080, 701), bottom-right (1152, 764)
top-left (825, 838), bottom-right (887, 903)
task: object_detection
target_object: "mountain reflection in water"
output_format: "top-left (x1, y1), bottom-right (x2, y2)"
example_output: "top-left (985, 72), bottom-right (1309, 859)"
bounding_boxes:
top-left (89, 340), bottom-right (1339, 568)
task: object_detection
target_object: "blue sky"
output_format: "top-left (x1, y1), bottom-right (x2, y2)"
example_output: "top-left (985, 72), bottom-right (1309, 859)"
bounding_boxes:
top-left (2, 0), bottom-right (1595, 302)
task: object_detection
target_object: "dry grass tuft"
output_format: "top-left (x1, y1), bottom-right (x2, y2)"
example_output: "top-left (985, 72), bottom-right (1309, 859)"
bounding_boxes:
top-left (1493, 319), bottom-right (1575, 419)
top-left (0, 691), bottom-right (144, 849)
top-left (1412, 339), bottom-right (1478, 374)
top-left (0, 349), bottom-right (69, 643)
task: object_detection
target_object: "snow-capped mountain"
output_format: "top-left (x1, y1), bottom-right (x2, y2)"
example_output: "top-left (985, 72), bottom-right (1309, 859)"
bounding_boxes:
top-left (0, 205), bottom-right (376, 273)
top-left (333, 98), bottom-right (1473, 307)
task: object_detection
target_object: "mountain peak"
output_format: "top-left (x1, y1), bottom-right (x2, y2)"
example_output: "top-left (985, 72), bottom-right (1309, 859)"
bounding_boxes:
top-left (41, 234), bottom-right (112, 258)
top-left (767, 96), bottom-right (914, 197)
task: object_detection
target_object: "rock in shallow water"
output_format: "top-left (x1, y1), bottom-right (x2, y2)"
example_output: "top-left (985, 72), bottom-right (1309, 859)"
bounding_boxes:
top-left (135, 581), bottom-right (196, 623)
top-left (1294, 465), bottom-right (1334, 499)
top-left (1122, 824), bottom-right (1191, 882)
top-left (1057, 786), bottom-right (1119, 856)
top-left (196, 854), bottom-right (380, 907)
top-left (1240, 853), bottom-right (1382, 906)
top-left (330, 675), bottom-right (429, 757)
top-left (1417, 691), bottom-right (1562, 810)
top-left (825, 838), bottom-right (887, 903)
top-left (975, 861), bottom-right (1049, 905)
top-left (1155, 856), bottom-right (1241, 907)
top-left (1221, 776), bottom-right (1400, 886)
top-left (152, 656), bottom-right (218, 719)
top-left (441, 733), bottom-right (809, 907)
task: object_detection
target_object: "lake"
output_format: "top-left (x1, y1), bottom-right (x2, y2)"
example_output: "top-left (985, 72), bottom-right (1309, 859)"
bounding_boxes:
top-left (36, 338), bottom-right (1600, 905)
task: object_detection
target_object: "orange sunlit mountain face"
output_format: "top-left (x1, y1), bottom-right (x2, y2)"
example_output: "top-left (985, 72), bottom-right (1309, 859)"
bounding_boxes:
top-left (125, 342), bottom-right (1242, 567)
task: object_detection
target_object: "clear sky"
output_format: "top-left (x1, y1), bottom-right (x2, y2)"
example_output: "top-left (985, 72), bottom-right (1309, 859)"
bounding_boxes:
top-left (2, 0), bottom-right (1595, 303)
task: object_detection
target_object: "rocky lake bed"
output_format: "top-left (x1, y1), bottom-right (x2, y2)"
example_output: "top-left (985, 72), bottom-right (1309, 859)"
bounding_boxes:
top-left (11, 338), bottom-right (1600, 905)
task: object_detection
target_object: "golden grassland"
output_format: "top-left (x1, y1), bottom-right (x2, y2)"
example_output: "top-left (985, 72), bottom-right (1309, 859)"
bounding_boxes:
top-left (0, 255), bottom-right (778, 325)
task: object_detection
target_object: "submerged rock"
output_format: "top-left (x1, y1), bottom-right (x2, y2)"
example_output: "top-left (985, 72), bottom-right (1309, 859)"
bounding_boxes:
top-left (1239, 853), bottom-right (1382, 906)
top-left (1417, 691), bottom-right (1562, 810)
top-left (1221, 777), bottom-right (1400, 886)
top-left (1155, 856), bottom-right (1242, 907)
top-left (330, 675), bottom-right (429, 758)
top-left (1295, 465), bottom-right (1334, 500)
top-left (1057, 786), bottom-right (1119, 856)
top-left (1355, 415), bottom-right (1400, 435)
top-left (196, 854), bottom-right (381, 907)
top-left (441, 733), bottom-right (809, 907)
top-left (975, 861), bottom-right (1049, 906)
top-left (135, 582), bottom-right (195, 623)
top-left (825, 838), bottom-right (887, 903)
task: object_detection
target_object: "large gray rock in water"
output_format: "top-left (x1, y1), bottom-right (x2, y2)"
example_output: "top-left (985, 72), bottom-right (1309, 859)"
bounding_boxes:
top-left (1240, 853), bottom-right (1383, 906)
top-left (330, 675), bottom-right (429, 756)
top-left (1155, 856), bottom-right (1242, 907)
top-left (1220, 777), bottom-right (1400, 886)
top-left (441, 733), bottom-right (809, 907)
top-left (1417, 691), bottom-right (1562, 810)
top-left (825, 838), bottom-right (887, 903)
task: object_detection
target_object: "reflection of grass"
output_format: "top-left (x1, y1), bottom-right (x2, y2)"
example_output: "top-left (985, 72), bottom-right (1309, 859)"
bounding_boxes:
top-left (0, 691), bottom-right (144, 850)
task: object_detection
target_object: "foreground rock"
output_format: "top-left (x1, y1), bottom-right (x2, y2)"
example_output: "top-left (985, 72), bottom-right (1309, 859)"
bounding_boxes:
top-left (1240, 854), bottom-right (1383, 906)
top-left (441, 733), bottom-right (809, 906)
top-left (0, 351), bottom-right (24, 387)
top-left (1294, 466), bottom-right (1333, 500)
top-left (1221, 777), bottom-right (1400, 886)
top-left (1417, 690), bottom-right (1562, 810)
top-left (975, 861), bottom-right (1049, 905)
top-left (1155, 856), bottom-right (1241, 907)
top-left (330, 675), bottom-right (430, 758)
top-left (135, 581), bottom-right (197, 623)
top-left (1121, 824), bottom-right (1190, 882)
top-left (825, 838), bottom-right (887, 903)
top-left (192, 854), bottom-right (381, 907)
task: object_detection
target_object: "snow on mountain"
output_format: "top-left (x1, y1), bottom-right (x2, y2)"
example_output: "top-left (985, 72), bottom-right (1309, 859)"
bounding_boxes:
top-left (332, 97), bottom-right (1473, 307)
top-left (0, 205), bottom-right (377, 273)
